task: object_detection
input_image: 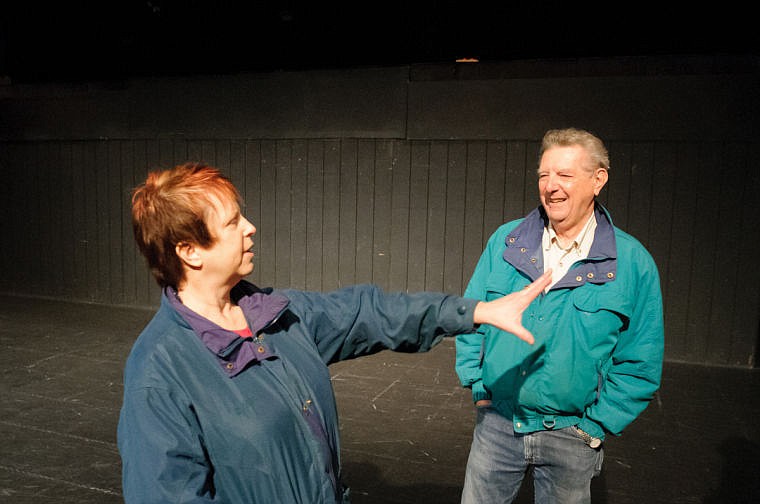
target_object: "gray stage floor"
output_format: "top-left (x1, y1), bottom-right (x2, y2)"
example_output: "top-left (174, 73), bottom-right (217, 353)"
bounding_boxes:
top-left (1, 294), bottom-right (758, 503)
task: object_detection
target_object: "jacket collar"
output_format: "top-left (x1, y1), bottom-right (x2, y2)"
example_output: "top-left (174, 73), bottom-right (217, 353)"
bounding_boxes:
top-left (164, 280), bottom-right (290, 377)
top-left (503, 203), bottom-right (618, 288)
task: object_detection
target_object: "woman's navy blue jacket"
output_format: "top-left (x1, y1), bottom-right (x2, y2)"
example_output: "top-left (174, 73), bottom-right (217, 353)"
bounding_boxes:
top-left (118, 281), bottom-right (479, 503)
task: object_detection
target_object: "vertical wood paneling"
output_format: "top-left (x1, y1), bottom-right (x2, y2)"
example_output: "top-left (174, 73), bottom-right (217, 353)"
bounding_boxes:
top-left (604, 141), bottom-right (631, 230)
top-left (26, 144), bottom-right (43, 293)
top-left (425, 142), bottom-right (447, 292)
top-left (58, 142), bottom-right (75, 298)
top-left (243, 140), bottom-right (263, 286)
top-left (462, 142), bottom-right (486, 289)
top-left (626, 143), bottom-right (655, 246)
top-left (70, 142), bottom-right (88, 300)
top-left (338, 139), bottom-right (358, 288)
top-left (648, 143), bottom-right (677, 357)
top-left (525, 142), bottom-right (542, 215)
top-left (407, 141), bottom-right (430, 292)
top-left (1, 137), bottom-right (757, 368)
top-left (482, 141), bottom-right (507, 240)
top-left (131, 140), bottom-right (157, 306)
top-left (389, 141), bottom-right (411, 293)
top-left (82, 142), bottom-right (99, 301)
top-left (106, 141), bottom-right (123, 305)
top-left (305, 140), bottom-right (325, 291)
top-left (321, 140), bottom-right (341, 292)
top-left (724, 142), bottom-right (757, 367)
top-left (504, 141), bottom-right (529, 222)
top-left (667, 143), bottom-right (699, 362)
top-left (42, 142), bottom-right (63, 296)
top-left (355, 140), bottom-right (375, 284)
top-left (0, 145), bottom-right (12, 292)
top-left (443, 142), bottom-right (467, 294)
top-left (688, 142), bottom-right (721, 364)
top-left (290, 139), bottom-right (309, 290)
top-left (94, 141), bottom-right (111, 303)
top-left (733, 141), bottom-right (760, 367)
top-left (705, 142), bottom-right (743, 365)
top-left (119, 140), bottom-right (137, 306)
top-left (372, 140), bottom-right (393, 288)
top-left (258, 141), bottom-right (278, 289)
top-left (187, 140), bottom-right (203, 165)
top-left (144, 140), bottom-right (163, 306)
top-left (215, 140), bottom-right (232, 179)
top-left (274, 140), bottom-right (293, 289)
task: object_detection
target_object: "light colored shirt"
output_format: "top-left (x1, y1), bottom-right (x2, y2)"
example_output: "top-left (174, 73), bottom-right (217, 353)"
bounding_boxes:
top-left (542, 213), bottom-right (597, 290)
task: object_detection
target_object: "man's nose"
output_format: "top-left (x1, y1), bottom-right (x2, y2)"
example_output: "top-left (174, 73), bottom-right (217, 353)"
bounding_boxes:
top-left (543, 174), bottom-right (559, 191)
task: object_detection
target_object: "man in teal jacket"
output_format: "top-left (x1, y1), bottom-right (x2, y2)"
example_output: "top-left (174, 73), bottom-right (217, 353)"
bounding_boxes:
top-left (456, 128), bottom-right (664, 504)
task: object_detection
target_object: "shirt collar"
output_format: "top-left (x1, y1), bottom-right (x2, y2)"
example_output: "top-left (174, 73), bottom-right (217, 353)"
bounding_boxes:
top-left (543, 212), bottom-right (597, 253)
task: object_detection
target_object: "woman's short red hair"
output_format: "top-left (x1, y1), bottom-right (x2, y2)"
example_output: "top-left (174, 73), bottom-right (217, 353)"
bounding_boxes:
top-left (131, 162), bottom-right (242, 288)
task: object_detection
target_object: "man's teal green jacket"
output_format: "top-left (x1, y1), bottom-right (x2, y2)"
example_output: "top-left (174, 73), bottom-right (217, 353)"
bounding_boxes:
top-left (456, 205), bottom-right (664, 441)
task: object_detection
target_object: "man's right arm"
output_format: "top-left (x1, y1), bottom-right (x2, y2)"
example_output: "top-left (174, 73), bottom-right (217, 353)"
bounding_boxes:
top-left (455, 231), bottom-right (501, 402)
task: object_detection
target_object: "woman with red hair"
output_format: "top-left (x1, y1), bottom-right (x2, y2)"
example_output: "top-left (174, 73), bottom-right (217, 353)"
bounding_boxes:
top-left (118, 162), bottom-right (550, 504)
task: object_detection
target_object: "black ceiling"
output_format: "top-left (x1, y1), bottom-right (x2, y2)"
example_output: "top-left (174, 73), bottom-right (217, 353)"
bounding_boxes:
top-left (2, 1), bottom-right (757, 84)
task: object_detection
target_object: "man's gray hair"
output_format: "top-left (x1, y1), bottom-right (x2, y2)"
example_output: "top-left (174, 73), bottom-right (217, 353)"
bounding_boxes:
top-left (540, 128), bottom-right (610, 172)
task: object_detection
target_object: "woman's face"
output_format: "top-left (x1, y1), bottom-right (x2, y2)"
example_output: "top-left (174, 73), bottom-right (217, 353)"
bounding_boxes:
top-left (196, 195), bottom-right (257, 286)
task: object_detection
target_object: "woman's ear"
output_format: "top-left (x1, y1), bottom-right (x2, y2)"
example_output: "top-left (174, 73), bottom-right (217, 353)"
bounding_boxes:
top-left (175, 242), bottom-right (203, 269)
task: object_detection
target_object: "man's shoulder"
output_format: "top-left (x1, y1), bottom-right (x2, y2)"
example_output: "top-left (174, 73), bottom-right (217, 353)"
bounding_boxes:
top-left (613, 227), bottom-right (658, 267)
top-left (489, 217), bottom-right (527, 238)
top-left (613, 226), bottom-right (648, 251)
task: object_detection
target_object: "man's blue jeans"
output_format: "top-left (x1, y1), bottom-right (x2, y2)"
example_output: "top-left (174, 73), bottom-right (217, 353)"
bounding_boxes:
top-left (461, 406), bottom-right (604, 504)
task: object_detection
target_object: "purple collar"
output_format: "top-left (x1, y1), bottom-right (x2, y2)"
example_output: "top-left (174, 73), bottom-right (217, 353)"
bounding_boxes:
top-left (165, 281), bottom-right (290, 377)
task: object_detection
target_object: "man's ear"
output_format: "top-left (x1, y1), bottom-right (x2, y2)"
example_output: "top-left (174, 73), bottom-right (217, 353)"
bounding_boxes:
top-left (593, 168), bottom-right (609, 196)
top-left (175, 242), bottom-right (203, 269)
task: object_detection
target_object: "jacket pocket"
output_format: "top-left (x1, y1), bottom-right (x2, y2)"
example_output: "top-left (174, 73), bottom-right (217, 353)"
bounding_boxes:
top-left (484, 272), bottom-right (525, 301)
top-left (571, 287), bottom-right (632, 334)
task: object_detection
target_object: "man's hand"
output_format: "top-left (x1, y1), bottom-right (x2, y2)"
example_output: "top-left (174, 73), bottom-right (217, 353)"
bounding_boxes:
top-left (472, 270), bottom-right (552, 345)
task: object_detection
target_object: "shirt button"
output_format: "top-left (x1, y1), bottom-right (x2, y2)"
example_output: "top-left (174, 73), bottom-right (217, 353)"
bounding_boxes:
top-left (516, 422), bottom-right (522, 428)
top-left (457, 305), bottom-right (467, 315)
top-left (521, 370), bottom-right (527, 376)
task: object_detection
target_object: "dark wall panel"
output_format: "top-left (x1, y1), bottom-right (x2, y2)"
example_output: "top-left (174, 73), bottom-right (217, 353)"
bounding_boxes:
top-left (3, 137), bottom-right (755, 367)
top-left (0, 59), bottom-right (758, 368)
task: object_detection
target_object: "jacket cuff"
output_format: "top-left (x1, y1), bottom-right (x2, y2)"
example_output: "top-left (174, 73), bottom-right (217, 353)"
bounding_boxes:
top-left (444, 297), bottom-right (482, 333)
top-left (470, 381), bottom-right (489, 403)
top-left (578, 417), bottom-right (605, 440)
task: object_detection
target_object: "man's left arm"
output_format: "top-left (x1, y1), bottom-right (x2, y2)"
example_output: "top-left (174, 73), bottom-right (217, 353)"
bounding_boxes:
top-left (579, 256), bottom-right (665, 440)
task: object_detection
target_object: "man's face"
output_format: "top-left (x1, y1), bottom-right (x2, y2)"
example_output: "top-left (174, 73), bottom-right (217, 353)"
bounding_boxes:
top-left (538, 145), bottom-right (608, 235)
top-left (197, 195), bottom-right (257, 285)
